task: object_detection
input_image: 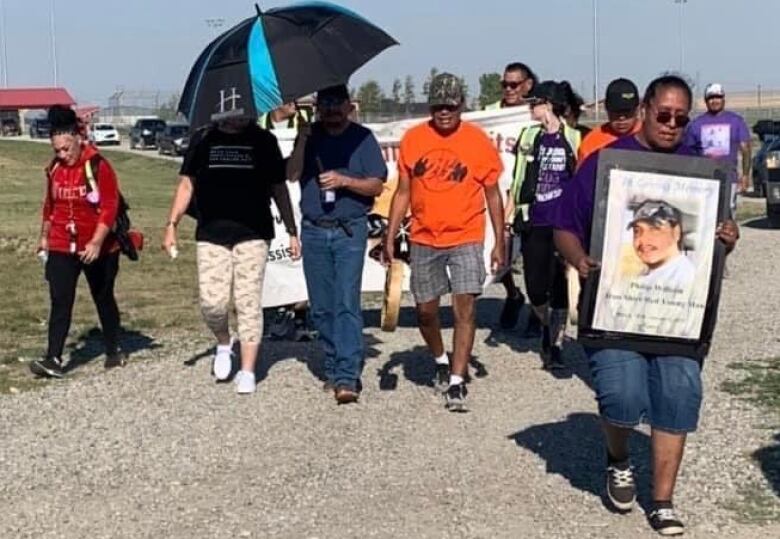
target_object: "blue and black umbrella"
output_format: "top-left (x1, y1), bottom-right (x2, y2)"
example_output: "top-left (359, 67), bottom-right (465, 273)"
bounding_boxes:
top-left (178, 2), bottom-right (398, 128)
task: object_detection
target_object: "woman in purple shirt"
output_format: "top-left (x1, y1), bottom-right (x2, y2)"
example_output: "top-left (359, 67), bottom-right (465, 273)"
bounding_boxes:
top-left (553, 75), bottom-right (740, 536)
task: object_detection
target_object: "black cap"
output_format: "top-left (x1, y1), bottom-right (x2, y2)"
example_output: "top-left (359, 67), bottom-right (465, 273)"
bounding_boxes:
top-left (527, 80), bottom-right (565, 106)
top-left (317, 84), bottom-right (350, 102)
top-left (605, 78), bottom-right (639, 113)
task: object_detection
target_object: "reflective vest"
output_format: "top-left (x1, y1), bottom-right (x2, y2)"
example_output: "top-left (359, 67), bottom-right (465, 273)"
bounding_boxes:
top-left (510, 122), bottom-right (582, 221)
top-left (258, 108), bottom-right (312, 130)
top-left (484, 100), bottom-right (503, 111)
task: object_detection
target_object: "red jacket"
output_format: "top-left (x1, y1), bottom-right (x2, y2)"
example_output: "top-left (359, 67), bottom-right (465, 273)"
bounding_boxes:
top-left (41, 144), bottom-right (119, 255)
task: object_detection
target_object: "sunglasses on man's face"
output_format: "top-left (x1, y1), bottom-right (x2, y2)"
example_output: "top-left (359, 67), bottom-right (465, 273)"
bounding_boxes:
top-left (654, 109), bottom-right (690, 128)
top-left (501, 79), bottom-right (527, 90)
top-left (317, 98), bottom-right (347, 108)
top-left (431, 104), bottom-right (459, 113)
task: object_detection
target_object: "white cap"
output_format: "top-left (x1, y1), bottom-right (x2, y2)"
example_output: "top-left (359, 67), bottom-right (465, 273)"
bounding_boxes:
top-left (704, 83), bottom-right (725, 98)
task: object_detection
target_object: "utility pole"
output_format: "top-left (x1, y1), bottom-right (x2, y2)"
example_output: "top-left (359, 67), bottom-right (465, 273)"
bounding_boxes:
top-left (592, 0), bottom-right (600, 121)
top-left (0, 0), bottom-right (8, 87)
top-left (675, 0), bottom-right (688, 73)
top-left (49, 0), bottom-right (58, 86)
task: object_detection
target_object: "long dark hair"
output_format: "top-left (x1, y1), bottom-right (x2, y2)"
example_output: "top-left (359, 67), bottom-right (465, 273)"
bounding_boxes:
top-left (560, 81), bottom-right (585, 121)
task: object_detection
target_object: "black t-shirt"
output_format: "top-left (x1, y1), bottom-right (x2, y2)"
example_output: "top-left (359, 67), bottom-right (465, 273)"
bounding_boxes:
top-left (180, 124), bottom-right (285, 246)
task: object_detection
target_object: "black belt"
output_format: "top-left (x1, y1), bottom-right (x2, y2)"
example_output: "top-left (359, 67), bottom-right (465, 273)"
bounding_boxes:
top-left (305, 218), bottom-right (353, 237)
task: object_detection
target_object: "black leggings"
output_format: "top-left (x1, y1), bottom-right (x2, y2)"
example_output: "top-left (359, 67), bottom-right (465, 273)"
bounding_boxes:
top-left (520, 226), bottom-right (567, 309)
top-left (46, 252), bottom-right (121, 359)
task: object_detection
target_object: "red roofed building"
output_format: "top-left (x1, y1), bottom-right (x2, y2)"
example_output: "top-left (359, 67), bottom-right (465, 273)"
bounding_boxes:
top-left (0, 87), bottom-right (76, 109)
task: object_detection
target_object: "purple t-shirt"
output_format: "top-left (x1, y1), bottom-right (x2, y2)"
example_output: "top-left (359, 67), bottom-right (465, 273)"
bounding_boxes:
top-left (684, 110), bottom-right (749, 183)
top-left (531, 132), bottom-right (572, 227)
top-left (553, 135), bottom-right (697, 251)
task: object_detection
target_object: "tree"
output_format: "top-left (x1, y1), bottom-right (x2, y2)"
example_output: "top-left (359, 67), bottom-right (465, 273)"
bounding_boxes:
top-left (156, 92), bottom-right (181, 121)
top-left (357, 80), bottom-right (384, 114)
top-left (403, 75), bottom-right (415, 113)
top-left (478, 72), bottom-right (503, 109)
top-left (391, 78), bottom-right (402, 112)
top-left (457, 75), bottom-right (469, 107)
top-left (422, 67), bottom-right (440, 98)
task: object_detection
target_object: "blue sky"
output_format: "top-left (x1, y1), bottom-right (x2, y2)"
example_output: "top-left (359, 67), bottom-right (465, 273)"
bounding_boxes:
top-left (0, 0), bottom-right (775, 105)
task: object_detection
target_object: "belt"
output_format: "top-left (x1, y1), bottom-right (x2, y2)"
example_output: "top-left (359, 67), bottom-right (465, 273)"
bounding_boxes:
top-left (305, 218), bottom-right (354, 237)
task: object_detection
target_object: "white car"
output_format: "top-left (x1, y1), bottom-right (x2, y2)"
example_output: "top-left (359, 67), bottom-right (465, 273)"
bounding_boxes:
top-left (89, 123), bottom-right (121, 146)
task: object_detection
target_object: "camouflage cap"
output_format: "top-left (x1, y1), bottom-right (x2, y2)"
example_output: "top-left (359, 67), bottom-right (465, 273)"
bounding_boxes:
top-left (428, 73), bottom-right (464, 106)
top-left (627, 200), bottom-right (682, 230)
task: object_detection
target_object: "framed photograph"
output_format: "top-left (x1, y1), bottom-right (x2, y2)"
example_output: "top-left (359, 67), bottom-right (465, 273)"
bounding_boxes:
top-left (578, 149), bottom-right (730, 359)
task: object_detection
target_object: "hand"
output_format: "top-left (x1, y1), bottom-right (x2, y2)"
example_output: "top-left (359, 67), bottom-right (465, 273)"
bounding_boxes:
top-left (491, 242), bottom-right (506, 274)
top-left (289, 236), bottom-right (301, 260)
top-left (162, 225), bottom-right (177, 255)
top-left (716, 219), bottom-right (739, 251)
top-left (37, 236), bottom-right (48, 254)
top-left (575, 254), bottom-right (600, 279)
top-left (381, 235), bottom-right (395, 267)
top-left (79, 240), bottom-right (101, 264)
top-left (739, 175), bottom-right (749, 194)
top-left (318, 171), bottom-right (347, 191)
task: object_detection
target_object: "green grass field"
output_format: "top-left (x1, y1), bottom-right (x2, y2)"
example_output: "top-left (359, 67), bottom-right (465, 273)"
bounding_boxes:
top-left (0, 140), bottom-right (203, 392)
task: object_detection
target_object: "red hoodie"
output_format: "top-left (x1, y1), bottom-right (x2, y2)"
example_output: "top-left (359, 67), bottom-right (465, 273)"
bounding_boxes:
top-left (41, 144), bottom-right (119, 255)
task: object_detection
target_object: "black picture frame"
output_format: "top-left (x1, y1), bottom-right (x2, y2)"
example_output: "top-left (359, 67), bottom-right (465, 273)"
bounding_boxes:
top-left (578, 149), bottom-right (730, 359)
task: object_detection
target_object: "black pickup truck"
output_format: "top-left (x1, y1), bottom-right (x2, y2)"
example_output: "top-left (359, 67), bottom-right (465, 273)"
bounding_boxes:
top-left (130, 118), bottom-right (166, 150)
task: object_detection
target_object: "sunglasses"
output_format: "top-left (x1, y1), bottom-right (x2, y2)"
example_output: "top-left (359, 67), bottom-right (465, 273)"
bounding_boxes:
top-left (431, 104), bottom-right (459, 113)
top-left (654, 109), bottom-right (690, 128)
top-left (501, 79), bottom-right (527, 90)
top-left (317, 97), bottom-right (347, 108)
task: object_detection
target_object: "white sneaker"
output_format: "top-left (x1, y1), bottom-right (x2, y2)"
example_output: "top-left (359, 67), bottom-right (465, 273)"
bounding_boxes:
top-left (212, 343), bottom-right (234, 381)
top-left (234, 370), bottom-right (256, 394)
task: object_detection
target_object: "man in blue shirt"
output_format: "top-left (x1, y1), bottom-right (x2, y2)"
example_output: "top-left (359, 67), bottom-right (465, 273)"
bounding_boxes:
top-left (287, 84), bottom-right (388, 404)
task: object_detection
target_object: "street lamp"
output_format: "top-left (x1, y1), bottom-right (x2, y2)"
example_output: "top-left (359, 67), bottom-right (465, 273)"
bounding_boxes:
top-left (49, 0), bottom-right (58, 86)
top-left (675, 0), bottom-right (688, 73)
top-left (592, 0), bottom-right (600, 121)
top-left (1, 0), bottom-right (9, 87)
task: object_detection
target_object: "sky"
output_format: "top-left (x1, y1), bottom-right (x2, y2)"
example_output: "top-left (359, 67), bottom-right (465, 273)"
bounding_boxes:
top-left (0, 0), bottom-right (777, 106)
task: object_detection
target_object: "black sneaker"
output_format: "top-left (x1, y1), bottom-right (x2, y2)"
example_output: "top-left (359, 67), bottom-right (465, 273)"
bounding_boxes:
top-left (104, 353), bottom-right (127, 369)
top-left (523, 312), bottom-right (542, 338)
top-left (30, 357), bottom-right (65, 378)
top-left (648, 503), bottom-right (685, 536)
top-left (549, 345), bottom-right (565, 370)
top-left (606, 461), bottom-right (636, 512)
top-left (445, 383), bottom-right (468, 413)
top-left (434, 363), bottom-right (450, 393)
top-left (499, 295), bottom-right (525, 329)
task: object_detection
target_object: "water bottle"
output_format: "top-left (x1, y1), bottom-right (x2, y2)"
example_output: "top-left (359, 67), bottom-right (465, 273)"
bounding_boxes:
top-left (321, 188), bottom-right (336, 205)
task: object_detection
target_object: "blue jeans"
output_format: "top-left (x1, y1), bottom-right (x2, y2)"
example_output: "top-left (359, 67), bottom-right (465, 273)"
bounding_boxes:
top-left (586, 348), bottom-right (703, 433)
top-left (301, 217), bottom-right (368, 391)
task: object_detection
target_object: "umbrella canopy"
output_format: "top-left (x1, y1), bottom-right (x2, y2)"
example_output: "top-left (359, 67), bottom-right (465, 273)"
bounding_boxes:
top-left (178, 2), bottom-right (398, 128)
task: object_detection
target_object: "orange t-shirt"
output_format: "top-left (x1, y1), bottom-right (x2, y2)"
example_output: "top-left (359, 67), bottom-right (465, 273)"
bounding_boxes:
top-left (398, 121), bottom-right (502, 248)
top-left (577, 121), bottom-right (642, 164)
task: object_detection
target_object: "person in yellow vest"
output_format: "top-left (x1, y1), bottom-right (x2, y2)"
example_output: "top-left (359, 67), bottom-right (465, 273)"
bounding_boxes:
top-left (484, 62), bottom-right (537, 330)
top-left (506, 81), bottom-right (581, 370)
top-left (259, 102), bottom-right (312, 131)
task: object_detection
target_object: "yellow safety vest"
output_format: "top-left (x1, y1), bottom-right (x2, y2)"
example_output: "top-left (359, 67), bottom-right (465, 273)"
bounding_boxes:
top-left (258, 108), bottom-right (311, 130)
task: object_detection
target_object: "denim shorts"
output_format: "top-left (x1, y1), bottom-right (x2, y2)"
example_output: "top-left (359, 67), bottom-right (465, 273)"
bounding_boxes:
top-left (409, 242), bottom-right (485, 304)
top-left (586, 348), bottom-right (703, 433)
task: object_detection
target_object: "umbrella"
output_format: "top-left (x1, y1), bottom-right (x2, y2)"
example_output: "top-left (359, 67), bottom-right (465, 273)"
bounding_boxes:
top-left (178, 2), bottom-right (398, 128)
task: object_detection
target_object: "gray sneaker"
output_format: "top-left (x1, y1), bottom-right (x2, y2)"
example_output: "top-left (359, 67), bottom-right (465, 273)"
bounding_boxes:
top-left (606, 461), bottom-right (636, 512)
top-left (648, 504), bottom-right (685, 536)
top-left (445, 383), bottom-right (468, 413)
top-left (434, 363), bottom-right (450, 393)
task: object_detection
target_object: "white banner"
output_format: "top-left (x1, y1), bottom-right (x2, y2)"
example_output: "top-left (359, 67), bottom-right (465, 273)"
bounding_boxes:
top-left (263, 107), bottom-right (536, 307)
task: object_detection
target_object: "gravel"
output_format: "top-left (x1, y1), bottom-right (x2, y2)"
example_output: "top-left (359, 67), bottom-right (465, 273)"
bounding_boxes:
top-left (1, 222), bottom-right (779, 538)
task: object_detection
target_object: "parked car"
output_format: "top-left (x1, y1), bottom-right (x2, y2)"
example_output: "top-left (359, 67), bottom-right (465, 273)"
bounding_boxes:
top-left (751, 135), bottom-right (780, 198)
top-left (130, 118), bottom-right (166, 149)
top-left (29, 118), bottom-right (51, 138)
top-left (89, 123), bottom-right (121, 146)
top-left (157, 123), bottom-right (190, 155)
top-left (1, 117), bottom-right (21, 136)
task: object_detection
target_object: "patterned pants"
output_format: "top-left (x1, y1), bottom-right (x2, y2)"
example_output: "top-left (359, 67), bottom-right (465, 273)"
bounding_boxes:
top-left (196, 240), bottom-right (269, 344)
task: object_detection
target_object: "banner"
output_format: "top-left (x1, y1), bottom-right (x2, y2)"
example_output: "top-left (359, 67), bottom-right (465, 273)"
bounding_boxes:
top-left (263, 106), bottom-right (536, 307)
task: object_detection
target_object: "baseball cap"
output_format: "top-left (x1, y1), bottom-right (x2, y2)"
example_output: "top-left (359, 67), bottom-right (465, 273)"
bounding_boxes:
top-left (526, 80), bottom-right (565, 106)
top-left (627, 200), bottom-right (682, 229)
top-left (605, 78), bottom-right (639, 113)
top-left (428, 73), bottom-right (464, 106)
top-left (317, 84), bottom-right (350, 102)
top-left (704, 83), bottom-right (725, 99)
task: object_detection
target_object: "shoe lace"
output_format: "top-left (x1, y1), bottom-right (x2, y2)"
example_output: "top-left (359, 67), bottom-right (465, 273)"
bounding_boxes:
top-left (652, 507), bottom-right (677, 522)
top-left (608, 466), bottom-right (635, 488)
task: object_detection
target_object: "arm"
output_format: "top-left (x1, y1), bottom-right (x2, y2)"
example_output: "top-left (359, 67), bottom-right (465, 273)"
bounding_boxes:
top-left (739, 140), bottom-right (752, 192)
top-left (383, 172), bottom-right (411, 264)
top-left (319, 173), bottom-right (384, 197)
top-left (285, 127), bottom-right (310, 182)
top-left (40, 170), bottom-right (53, 252)
top-left (484, 183), bottom-right (506, 272)
top-left (161, 175), bottom-right (194, 254)
top-left (80, 160), bottom-right (119, 263)
top-left (554, 229), bottom-right (599, 279)
top-left (271, 182), bottom-right (297, 237)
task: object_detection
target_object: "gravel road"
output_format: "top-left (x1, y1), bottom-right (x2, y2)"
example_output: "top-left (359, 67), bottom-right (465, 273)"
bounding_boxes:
top-left (1, 218), bottom-right (779, 538)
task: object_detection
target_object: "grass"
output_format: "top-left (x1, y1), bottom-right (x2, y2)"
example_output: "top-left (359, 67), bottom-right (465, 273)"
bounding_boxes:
top-left (721, 358), bottom-right (780, 523)
top-left (0, 140), bottom-right (203, 393)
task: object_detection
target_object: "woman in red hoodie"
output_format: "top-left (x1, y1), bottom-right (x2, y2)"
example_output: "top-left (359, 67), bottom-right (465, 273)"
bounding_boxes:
top-left (30, 106), bottom-right (124, 378)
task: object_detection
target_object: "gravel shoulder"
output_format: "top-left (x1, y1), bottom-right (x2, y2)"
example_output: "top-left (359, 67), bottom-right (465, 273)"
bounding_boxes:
top-left (1, 222), bottom-right (779, 538)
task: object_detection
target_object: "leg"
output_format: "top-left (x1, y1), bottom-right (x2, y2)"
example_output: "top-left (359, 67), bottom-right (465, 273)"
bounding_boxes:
top-left (450, 293), bottom-right (477, 378)
top-left (647, 355), bottom-right (703, 503)
top-left (196, 242), bottom-right (233, 345)
top-left (410, 242), bottom-right (450, 358)
top-left (416, 298), bottom-right (444, 358)
top-left (301, 223), bottom-right (336, 384)
top-left (521, 227), bottom-right (553, 324)
top-left (45, 253), bottom-right (81, 359)
top-left (83, 252), bottom-right (121, 356)
top-left (330, 220), bottom-right (368, 392)
top-left (231, 240), bottom-right (269, 374)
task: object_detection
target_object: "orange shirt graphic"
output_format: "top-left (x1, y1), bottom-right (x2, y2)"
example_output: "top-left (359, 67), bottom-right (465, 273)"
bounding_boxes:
top-left (578, 121), bottom-right (641, 164)
top-left (398, 121), bottom-right (502, 248)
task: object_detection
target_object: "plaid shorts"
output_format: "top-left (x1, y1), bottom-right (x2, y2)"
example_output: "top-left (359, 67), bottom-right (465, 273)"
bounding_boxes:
top-left (409, 242), bottom-right (486, 304)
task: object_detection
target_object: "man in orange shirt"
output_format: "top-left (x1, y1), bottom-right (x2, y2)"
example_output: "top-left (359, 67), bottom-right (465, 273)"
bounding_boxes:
top-left (578, 78), bottom-right (641, 163)
top-left (385, 73), bottom-right (505, 412)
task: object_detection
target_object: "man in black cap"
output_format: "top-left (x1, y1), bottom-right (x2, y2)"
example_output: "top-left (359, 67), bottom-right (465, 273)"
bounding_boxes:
top-left (579, 78), bottom-right (641, 163)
